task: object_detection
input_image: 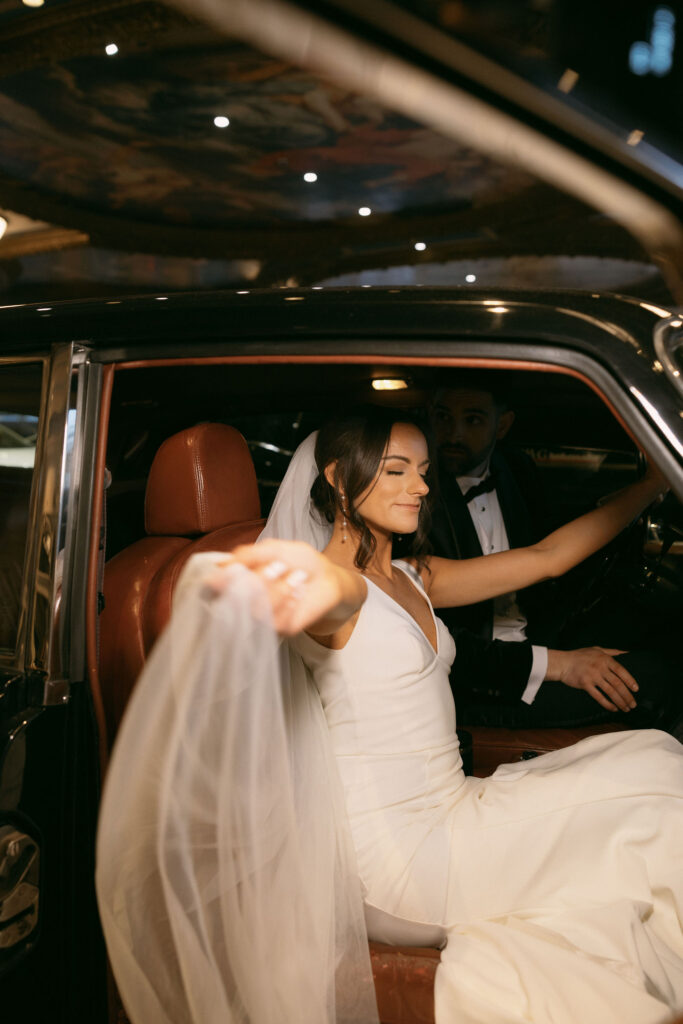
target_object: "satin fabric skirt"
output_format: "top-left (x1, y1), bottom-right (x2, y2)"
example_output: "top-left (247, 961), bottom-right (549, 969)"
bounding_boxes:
top-left (354, 729), bottom-right (683, 1024)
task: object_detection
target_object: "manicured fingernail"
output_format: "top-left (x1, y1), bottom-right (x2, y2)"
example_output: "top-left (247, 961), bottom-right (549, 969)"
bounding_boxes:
top-left (285, 569), bottom-right (308, 588)
top-left (263, 560), bottom-right (288, 580)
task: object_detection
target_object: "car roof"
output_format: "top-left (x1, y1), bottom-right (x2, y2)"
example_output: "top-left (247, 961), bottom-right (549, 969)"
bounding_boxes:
top-left (0, 285), bottom-right (669, 350)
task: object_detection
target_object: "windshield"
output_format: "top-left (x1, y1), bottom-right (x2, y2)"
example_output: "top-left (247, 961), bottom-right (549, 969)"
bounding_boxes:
top-left (390, 0), bottom-right (682, 189)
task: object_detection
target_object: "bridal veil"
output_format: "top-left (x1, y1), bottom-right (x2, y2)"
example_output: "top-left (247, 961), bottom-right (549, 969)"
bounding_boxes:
top-left (96, 433), bottom-right (378, 1023)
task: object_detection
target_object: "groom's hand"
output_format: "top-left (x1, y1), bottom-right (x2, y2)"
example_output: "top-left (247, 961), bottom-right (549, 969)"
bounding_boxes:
top-left (546, 647), bottom-right (639, 712)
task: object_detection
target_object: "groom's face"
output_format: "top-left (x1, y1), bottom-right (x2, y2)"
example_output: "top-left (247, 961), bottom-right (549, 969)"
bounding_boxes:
top-left (431, 388), bottom-right (512, 476)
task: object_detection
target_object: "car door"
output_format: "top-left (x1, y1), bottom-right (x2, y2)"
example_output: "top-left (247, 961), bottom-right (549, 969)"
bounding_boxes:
top-left (0, 343), bottom-right (107, 1023)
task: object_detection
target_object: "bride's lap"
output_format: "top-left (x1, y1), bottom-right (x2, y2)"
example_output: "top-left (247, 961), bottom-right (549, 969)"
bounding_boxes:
top-left (443, 728), bottom-right (683, 926)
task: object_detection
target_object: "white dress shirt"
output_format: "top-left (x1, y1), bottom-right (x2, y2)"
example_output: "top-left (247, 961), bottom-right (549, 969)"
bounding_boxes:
top-left (457, 465), bottom-right (547, 704)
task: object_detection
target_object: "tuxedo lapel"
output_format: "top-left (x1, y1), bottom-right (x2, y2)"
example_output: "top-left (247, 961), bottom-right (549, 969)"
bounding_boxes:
top-left (491, 451), bottom-right (535, 550)
top-left (433, 471), bottom-right (483, 560)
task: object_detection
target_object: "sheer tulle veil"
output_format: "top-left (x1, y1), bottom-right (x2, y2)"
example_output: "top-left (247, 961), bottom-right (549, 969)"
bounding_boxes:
top-left (95, 433), bottom-right (379, 1023)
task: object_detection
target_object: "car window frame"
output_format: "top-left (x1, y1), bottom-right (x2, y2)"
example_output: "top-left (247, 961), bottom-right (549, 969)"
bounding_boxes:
top-left (0, 344), bottom-right (95, 703)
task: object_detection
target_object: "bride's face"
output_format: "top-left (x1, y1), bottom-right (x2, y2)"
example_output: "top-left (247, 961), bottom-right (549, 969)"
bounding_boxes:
top-left (354, 422), bottom-right (430, 535)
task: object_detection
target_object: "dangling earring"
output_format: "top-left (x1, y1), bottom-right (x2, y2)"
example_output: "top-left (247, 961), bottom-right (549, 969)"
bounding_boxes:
top-left (340, 494), bottom-right (348, 544)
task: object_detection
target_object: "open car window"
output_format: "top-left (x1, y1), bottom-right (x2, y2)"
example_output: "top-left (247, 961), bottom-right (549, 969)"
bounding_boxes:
top-left (103, 359), bottom-right (683, 643)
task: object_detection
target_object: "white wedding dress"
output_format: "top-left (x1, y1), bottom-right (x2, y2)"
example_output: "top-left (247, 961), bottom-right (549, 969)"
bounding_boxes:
top-left (97, 432), bottom-right (683, 1024)
top-left (292, 561), bottom-right (683, 1023)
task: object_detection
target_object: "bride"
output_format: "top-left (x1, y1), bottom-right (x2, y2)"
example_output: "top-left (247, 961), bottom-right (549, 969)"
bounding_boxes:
top-left (97, 409), bottom-right (683, 1024)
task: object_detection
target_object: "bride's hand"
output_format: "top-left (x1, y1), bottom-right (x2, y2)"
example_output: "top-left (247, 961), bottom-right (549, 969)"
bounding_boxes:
top-left (205, 539), bottom-right (358, 636)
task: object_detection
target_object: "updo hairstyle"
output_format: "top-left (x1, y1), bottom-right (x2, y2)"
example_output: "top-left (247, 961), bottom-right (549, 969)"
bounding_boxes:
top-left (310, 408), bottom-right (433, 571)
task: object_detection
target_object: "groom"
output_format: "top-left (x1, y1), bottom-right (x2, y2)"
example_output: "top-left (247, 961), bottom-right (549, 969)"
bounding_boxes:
top-left (428, 377), bottom-right (683, 732)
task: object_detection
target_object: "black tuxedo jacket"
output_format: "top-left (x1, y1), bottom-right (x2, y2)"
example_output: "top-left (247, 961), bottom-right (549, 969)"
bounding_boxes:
top-left (429, 447), bottom-right (549, 705)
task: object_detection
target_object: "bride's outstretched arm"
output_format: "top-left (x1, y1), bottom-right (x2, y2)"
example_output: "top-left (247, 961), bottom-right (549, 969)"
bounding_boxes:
top-left (425, 463), bottom-right (667, 610)
top-left (207, 538), bottom-right (367, 636)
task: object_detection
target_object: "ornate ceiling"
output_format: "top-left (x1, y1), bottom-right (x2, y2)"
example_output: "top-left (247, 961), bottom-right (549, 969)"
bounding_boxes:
top-left (0, 0), bottom-right (670, 299)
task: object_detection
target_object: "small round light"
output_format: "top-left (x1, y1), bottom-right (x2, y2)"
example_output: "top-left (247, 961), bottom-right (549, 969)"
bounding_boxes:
top-left (22, 0), bottom-right (45, 7)
top-left (105, 43), bottom-right (119, 56)
top-left (214, 116), bottom-right (230, 128)
top-left (237, 290), bottom-right (249, 295)
top-left (489, 306), bottom-right (509, 314)
top-left (465, 273), bottom-right (476, 283)
top-left (372, 378), bottom-right (409, 391)
top-left (156, 296), bottom-right (168, 301)
top-left (414, 242), bottom-right (426, 251)
top-left (37, 307), bottom-right (52, 312)
top-left (0, 217), bottom-right (7, 240)
top-left (358, 206), bottom-right (372, 217)
top-left (303, 172), bottom-right (318, 183)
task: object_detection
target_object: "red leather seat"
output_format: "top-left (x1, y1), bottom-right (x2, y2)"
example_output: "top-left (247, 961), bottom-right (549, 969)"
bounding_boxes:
top-left (99, 422), bottom-right (265, 747)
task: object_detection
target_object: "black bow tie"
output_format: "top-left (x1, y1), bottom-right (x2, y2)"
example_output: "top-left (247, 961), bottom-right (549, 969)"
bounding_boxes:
top-left (461, 473), bottom-right (497, 504)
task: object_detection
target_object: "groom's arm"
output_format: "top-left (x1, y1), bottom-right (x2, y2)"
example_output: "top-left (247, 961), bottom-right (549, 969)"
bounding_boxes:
top-left (448, 627), bottom-right (534, 704)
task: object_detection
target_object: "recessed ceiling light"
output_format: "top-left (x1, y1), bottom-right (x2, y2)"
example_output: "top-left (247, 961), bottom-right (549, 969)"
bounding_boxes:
top-left (465, 273), bottom-right (476, 283)
top-left (37, 306), bottom-right (52, 312)
top-left (489, 306), bottom-right (509, 314)
top-left (414, 242), bottom-right (426, 251)
top-left (0, 217), bottom-right (7, 240)
top-left (214, 116), bottom-right (230, 128)
top-left (236, 290), bottom-right (249, 295)
top-left (105, 43), bottom-right (119, 56)
top-left (358, 206), bottom-right (372, 217)
top-left (156, 296), bottom-right (168, 301)
top-left (372, 378), bottom-right (409, 391)
top-left (303, 172), bottom-right (318, 183)
top-left (22, 0), bottom-right (45, 7)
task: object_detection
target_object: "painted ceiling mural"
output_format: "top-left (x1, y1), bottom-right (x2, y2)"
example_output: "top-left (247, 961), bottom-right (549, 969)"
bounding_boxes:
top-left (0, 0), bottom-right (671, 299)
top-left (0, 44), bottom-right (533, 227)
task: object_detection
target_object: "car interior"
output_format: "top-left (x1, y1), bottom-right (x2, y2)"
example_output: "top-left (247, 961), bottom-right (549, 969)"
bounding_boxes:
top-left (77, 354), bottom-right (682, 1024)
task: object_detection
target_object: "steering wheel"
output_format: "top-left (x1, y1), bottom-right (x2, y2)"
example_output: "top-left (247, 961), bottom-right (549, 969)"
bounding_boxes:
top-left (554, 504), bottom-right (654, 636)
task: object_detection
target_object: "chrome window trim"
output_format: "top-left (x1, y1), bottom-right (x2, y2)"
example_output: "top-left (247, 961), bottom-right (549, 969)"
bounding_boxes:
top-left (653, 316), bottom-right (683, 400)
top-left (62, 358), bottom-right (102, 688)
top-left (18, 343), bottom-right (90, 698)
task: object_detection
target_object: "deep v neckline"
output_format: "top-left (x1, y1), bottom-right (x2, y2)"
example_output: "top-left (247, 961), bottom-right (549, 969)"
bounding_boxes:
top-left (365, 563), bottom-right (439, 656)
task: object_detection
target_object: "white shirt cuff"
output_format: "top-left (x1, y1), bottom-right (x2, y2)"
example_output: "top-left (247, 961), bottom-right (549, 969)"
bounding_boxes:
top-left (520, 646), bottom-right (548, 705)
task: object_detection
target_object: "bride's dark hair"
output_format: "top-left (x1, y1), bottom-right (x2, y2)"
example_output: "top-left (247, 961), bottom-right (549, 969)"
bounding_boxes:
top-left (311, 408), bottom-right (433, 571)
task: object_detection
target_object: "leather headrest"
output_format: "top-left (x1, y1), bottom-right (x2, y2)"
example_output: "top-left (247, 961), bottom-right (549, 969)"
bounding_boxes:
top-left (145, 423), bottom-right (261, 536)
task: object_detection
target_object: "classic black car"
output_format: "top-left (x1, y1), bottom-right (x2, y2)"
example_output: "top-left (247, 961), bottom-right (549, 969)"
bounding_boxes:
top-left (0, 285), bottom-right (682, 1022)
top-left (1, 0), bottom-right (683, 1021)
